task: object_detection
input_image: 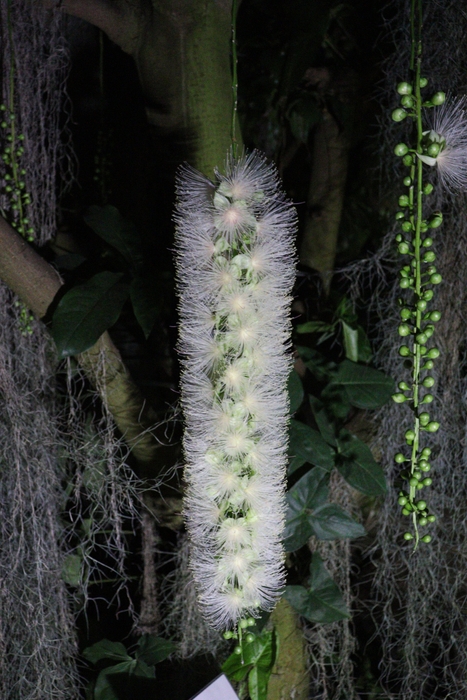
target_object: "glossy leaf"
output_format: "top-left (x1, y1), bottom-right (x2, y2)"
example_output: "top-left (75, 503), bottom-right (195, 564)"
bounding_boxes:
top-left (136, 634), bottom-right (175, 665)
top-left (248, 666), bottom-right (270, 700)
top-left (222, 629), bottom-right (276, 684)
top-left (332, 360), bottom-right (394, 410)
top-left (295, 346), bottom-right (336, 381)
top-left (309, 395), bottom-right (337, 446)
top-left (309, 503), bottom-right (366, 541)
top-left (94, 662), bottom-right (135, 700)
top-left (284, 467), bottom-right (329, 551)
top-left (341, 321), bottom-right (359, 362)
top-left (288, 420), bottom-right (335, 474)
top-left (287, 369), bottom-right (304, 414)
top-left (336, 430), bottom-right (387, 495)
top-left (84, 205), bottom-right (143, 270)
top-left (51, 272), bottom-right (129, 358)
top-left (285, 554), bottom-right (349, 623)
top-left (296, 320), bottom-right (334, 334)
top-left (83, 639), bottom-right (131, 664)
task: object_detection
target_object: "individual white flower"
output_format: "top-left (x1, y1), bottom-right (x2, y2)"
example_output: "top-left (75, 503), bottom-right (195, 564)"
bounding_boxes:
top-left (417, 95), bottom-right (467, 192)
top-left (174, 151), bottom-right (297, 630)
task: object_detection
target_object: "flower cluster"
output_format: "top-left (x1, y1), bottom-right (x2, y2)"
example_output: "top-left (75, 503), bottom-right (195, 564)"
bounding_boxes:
top-left (174, 152), bottom-right (297, 629)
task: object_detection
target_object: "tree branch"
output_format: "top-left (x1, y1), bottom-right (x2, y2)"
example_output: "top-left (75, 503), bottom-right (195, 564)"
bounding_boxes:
top-left (0, 215), bottom-right (167, 474)
top-left (43, 0), bottom-right (139, 53)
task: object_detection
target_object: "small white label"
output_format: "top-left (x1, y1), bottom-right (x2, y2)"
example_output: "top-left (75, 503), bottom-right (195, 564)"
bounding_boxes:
top-left (191, 674), bottom-right (240, 700)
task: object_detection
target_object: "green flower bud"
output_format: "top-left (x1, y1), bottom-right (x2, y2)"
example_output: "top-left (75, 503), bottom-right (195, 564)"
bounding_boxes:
top-left (426, 348), bottom-right (440, 359)
top-left (416, 500), bottom-right (427, 511)
top-left (419, 412), bottom-right (430, 426)
top-left (234, 645), bottom-right (242, 655)
top-left (398, 323), bottom-right (411, 336)
top-left (398, 242), bottom-right (410, 254)
top-left (398, 381), bottom-right (410, 391)
top-left (392, 108), bottom-right (408, 122)
top-left (403, 176), bottom-right (412, 186)
top-left (418, 517), bottom-right (428, 526)
top-left (403, 532), bottom-right (414, 541)
top-left (421, 535), bottom-right (432, 543)
top-left (403, 154), bottom-right (413, 166)
top-left (427, 142), bottom-right (441, 157)
top-left (422, 376), bottom-right (435, 388)
top-left (395, 211), bottom-right (405, 220)
top-left (402, 508), bottom-right (411, 516)
top-left (397, 82), bottom-right (413, 95)
top-left (417, 299), bottom-right (427, 311)
top-left (398, 495), bottom-right (408, 506)
top-left (416, 332), bottom-right (428, 344)
top-left (392, 393), bottom-right (407, 403)
top-left (401, 95), bottom-right (415, 108)
top-left (399, 278), bottom-right (411, 289)
top-left (401, 221), bottom-right (412, 232)
top-left (423, 251), bottom-right (436, 263)
top-left (395, 453), bottom-right (407, 463)
top-left (430, 215), bottom-right (443, 229)
top-left (422, 237), bottom-right (433, 247)
top-left (239, 619), bottom-right (249, 629)
top-left (423, 289), bottom-right (434, 301)
top-left (422, 183), bottom-right (434, 195)
top-left (430, 273), bottom-right (442, 284)
top-left (399, 345), bottom-right (411, 357)
top-left (400, 308), bottom-right (412, 320)
top-left (223, 630), bottom-right (233, 639)
top-left (394, 143), bottom-right (409, 156)
top-left (422, 477), bottom-right (432, 486)
top-left (431, 91), bottom-right (446, 105)
top-left (426, 421), bottom-right (440, 432)
top-left (429, 310), bottom-right (441, 322)
top-left (427, 515), bottom-right (436, 523)
top-left (421, 394), bottom-right (434, 404)
top-left (409, 476), bottom-right (419, 487)
top-left (398, 195), bottom-right (410, 207)
top-left (395, 234), bottom-right (403, 242)
top-left (419, 460), bottom-right (431, 471)
top-left (246, 633), bottom-right (255, 643)
top-left (405, 429), bottom-right (415, 442)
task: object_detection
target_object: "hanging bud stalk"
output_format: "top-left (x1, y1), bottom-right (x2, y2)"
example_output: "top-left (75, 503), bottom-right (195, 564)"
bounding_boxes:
top-left (388, 0), bottom-right (467, 546)
top-left (174, 151), bottom-right (296, 631)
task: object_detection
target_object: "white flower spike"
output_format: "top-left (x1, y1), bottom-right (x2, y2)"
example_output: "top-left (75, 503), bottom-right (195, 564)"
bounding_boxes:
top-left (417, 95), bottom-right (467, 192)
top-left (174, 151), bottom-right (297, 629)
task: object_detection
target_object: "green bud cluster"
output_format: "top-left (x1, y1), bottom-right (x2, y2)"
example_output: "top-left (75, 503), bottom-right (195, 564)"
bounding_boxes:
top-left (390, 75), bottom-right (443, 548)
top-left (0, 103), bottom-right (34, 243)
top-left (1, 103), bottom-right (35, 336)
top-left (223, 617), bottom-right (257, 658)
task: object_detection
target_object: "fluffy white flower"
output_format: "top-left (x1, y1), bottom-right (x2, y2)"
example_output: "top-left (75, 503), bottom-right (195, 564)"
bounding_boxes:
top-left (417, 96), bottom-right (467, 192)
top-left (174, 151), bottom-right (297, 629)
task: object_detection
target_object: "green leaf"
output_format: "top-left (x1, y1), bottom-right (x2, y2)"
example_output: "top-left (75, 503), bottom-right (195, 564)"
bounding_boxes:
top-left (130, 275), bottom-right (160, 339)
top-left (84, 205), bottom-right (143, 270)
top-left (222, 630), bottom-right (275, 683)
top-left (133, 659), bottom-right (156, 678)
top-left (83, 639), bottom-right (131, 664)
top-left (288, 420), bottom-right (335, 474)
top-left (287, 369), bottom-right (304, 414)
top-left (309, 395), bottom-right (337, 447)
top-left (51, 272), bottom-right (129, 358)
top-left (296, 320), bottom-right (334, 334)
top-left (320, 382), bottom-right (352, 419)
top-left (248, 666), bottom-right (270, 700)
top-left (309, 503), bottom-right (366, 540)
top-left (284, 467), bottom-right (329, 551)
top-left (136, 635), bottom-right (175, 665)
top-left (356, 325), bottom-right (373, 363)
top-left (331, 360), bottom-right (394, 410)
top-left (336, 430), bottom-right (386, 496)
top-left (285, 554), bottom-right (349, 623)
top-left (341, 321), bottom-right (359, 362)
top-left (94, 662), bottom-right (136, 700)
top-left (61, 553), bottom-right (82, 587)
top-left (295, 346), bottom-right (336, 381)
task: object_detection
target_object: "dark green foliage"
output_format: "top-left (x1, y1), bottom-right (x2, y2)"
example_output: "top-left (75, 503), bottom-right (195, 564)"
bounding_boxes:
top-left (285, 554), bottom-right (349, 623)
top-left (51, 271), bottom-right (129, 358)
top-left (222, 629), bottom-right (277, 700)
